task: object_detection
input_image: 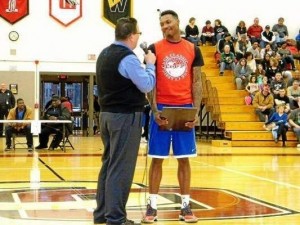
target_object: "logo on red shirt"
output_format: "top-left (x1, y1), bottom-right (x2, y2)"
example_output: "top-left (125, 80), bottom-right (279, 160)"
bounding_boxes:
top-left (163, 53), bottom-right (188, 81)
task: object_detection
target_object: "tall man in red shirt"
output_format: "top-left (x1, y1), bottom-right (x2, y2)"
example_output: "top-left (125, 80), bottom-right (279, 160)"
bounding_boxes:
top-left (142, 10), bottom-right (204, 223)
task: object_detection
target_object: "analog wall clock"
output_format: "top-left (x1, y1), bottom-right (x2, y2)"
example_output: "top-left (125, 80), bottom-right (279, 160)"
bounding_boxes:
top-left (8, 31), bottom-right (19, 41)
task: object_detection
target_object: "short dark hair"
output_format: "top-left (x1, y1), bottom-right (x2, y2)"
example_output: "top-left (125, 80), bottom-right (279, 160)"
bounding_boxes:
top-left (17, 98), bottom-right (24, 103)
top-left (115, 17), bottom-right (138, 40)
top-left (189, 17), bottom-right (195, 23)
top-left (160, 10), bottom-right (178, 19)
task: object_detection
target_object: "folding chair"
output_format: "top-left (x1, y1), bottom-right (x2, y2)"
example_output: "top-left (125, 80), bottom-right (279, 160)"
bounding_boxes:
top-left (59, 133), bottom-right (74, 150)
top-left (12, 132), bottom-right (27, 150)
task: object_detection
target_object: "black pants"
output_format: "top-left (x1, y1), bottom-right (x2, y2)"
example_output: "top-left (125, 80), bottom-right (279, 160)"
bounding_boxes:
top-left (277, 123), bottom-right (288, 142)
top-left (0, 107), bottom-right (9, 134)
top-left (5, 126), bottom-right (33, 147)
top-left (142, 104), bottom-right (151, 140)
top-left (38, 125), bottom-right (63, 148)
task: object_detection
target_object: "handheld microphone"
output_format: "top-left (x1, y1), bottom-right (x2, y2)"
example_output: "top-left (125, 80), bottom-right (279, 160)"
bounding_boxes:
top-left (139, 42), bottom-right (148, 54)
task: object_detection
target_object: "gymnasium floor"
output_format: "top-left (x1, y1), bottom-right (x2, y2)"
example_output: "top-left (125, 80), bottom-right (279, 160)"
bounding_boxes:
top-left (0, 135), bottom-right (299, 225)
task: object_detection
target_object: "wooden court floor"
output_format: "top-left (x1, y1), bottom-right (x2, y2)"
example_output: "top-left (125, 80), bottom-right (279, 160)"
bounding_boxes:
top-left (0, 135), bottom-right (299, 225)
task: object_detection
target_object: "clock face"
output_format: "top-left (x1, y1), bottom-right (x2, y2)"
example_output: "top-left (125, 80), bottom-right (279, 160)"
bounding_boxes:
top-left (9, 31), bottom-right (19, 41)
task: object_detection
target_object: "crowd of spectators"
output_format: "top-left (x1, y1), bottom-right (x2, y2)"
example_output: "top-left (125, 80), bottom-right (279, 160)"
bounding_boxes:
top-left (184, 16), bottom-right (300, 147)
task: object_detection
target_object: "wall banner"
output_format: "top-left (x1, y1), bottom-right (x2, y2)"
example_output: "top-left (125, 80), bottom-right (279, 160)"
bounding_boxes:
top-left (0, 0), bottom-right (29, 24)
top-left (102, 0), bottom-right (133, 27)
top-left (49, 0), bottom-right (82, 26)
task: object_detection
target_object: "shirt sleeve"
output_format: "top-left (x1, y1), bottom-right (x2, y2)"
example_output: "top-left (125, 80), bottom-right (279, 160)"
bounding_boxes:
top-left (118, 54), bottom-right (156, 93)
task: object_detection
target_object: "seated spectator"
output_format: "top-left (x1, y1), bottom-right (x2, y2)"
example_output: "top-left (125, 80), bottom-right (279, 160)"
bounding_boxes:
top-left (214, 19), bottom-right (228, 43)
top-left (296, 29), bottom-right (300, 52)
top-left (270, 72), bottom-right (286, 96)
top-left (35, 95), bottom-right (72, 150)
top-left (235, 34), bottom-right (251, 61)
top-left (61, 96), bottom-right (73, 113)
top-left (274, 53), bottom-right (293, 83)
top-left (265, 57), bottom-right (281, 83)
top-left (277, 42), bottom-right (297, 71)
top-left (274, 89), bottom-right (290, 114)
top-left (234, 58), bottom-right (252, 90)
top-left (200, 20), bottom-right (216, 46)
top-left (247, 17), bottom-right (263, 45)
top-left (5, 98), bottom-right (33, 152)
top-left (235, 20), bottom-right (247, 41)
top-left (219, 45), bottom-right (235, 76)
top-left (259, 76), bottom-right (269, 91)
top-left (254, 64), bottom-right (266, 85)
top-left (260, 43), bottom-right (274, 59)
top-left (215, 33), bottom-right (234, 66)
top-left (261, 53), bottom-right (271, 71)
top-left (185, 17), bottom-right (200, 46)
top-left (263, 104), bottom-right (288, 146)
top-left (261, 25), bottom-right (276, 50)
top-left (245, 75), bottom-right (259, 101)
top-left (285, 39), bottom-right (299, 56)
top-left (247, 41), bottom-right (261, 61)
top-left (217, 33), bottom-right (235, 54)
top-left (272, 17), bottom-right (288, 46)
top-left (287, 70), bottom-right (300, 87)
top-left (288, 107), bottom-right (300, 148)
top-left (287, 80), bottom-right (300, 109)
top-left (252, 85), bottom-right (275, 122)
top-left (245, 51), bottom-right (257, 74)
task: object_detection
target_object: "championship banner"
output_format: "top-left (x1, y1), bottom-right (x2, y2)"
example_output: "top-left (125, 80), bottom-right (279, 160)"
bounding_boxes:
top-left (49, 0), bottom-right (82, 26)
top-left (102, 0), bottom-right (133, 27)
top-left (0, 0), bottom-right (29, 24)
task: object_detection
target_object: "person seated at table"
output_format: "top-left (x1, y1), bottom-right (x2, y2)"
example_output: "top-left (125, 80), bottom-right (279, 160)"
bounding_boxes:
top-left (5, 98), bottom-right (33, 152)
top-left (35, 95), bottom-right (72, 150)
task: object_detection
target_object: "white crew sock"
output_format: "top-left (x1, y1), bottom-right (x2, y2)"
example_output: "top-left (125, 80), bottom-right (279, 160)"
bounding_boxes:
top-left (181, 195), bottom-right (190, 208)
top-left (148, 194), bottom-right (158, 209)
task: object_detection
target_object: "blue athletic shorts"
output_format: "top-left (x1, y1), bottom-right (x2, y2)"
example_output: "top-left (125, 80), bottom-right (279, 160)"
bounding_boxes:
top-left (148, 104), bottom-right (197, 158)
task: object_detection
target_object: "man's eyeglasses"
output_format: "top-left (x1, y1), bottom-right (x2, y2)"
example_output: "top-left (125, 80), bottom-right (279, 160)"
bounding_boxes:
top-left (135, 32), bottom-right (142, 35)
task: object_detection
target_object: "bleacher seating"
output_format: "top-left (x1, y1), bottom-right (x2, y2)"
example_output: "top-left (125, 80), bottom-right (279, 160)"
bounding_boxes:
top-left (199, 45), bottom-right (299, 147)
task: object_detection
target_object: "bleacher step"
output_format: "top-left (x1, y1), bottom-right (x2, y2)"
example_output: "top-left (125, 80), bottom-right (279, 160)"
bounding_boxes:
top-left (225, 131), bottom-right (297, 141)
top-left (221, 113), bottom-right (258, 121)
top-left (219, 105), bottom-right (253, 113)
top-left (219, 121), bottom-right (264, 130)
top-left (230, 140), bottom-right (297, 147)
top-left (218, 98), bottom-right (245, 105)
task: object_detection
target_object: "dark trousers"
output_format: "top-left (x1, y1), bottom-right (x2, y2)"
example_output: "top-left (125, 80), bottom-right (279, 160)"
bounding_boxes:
top-left (255, 108), bottom-right (275, 122)
top-left (142, 105), bottom-right (151, 140)
top-left (93, 112), bottom-right (142, 225)
top-left (0, 107), bottom-right (9, 134)
top-left (200, 35), bottom-right (216, 45)
top-left (38, 125), bottom-right (63, 148)
top-left (5, 125), bottom-right (33, 147)
top-left (277, 123), bottom-right (288, 142)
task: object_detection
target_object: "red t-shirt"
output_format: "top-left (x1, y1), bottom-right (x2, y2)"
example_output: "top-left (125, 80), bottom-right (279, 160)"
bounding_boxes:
top-left (154, 39), bottom-right (196, 105)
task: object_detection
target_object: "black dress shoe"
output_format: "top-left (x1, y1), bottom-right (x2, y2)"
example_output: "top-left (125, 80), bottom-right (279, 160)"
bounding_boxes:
top-left (121, 219), bottom-right (141, 225)
top-left (94, 218), bottom-right (106, 224)
top-left (35, 145), bottom-right (47, 149)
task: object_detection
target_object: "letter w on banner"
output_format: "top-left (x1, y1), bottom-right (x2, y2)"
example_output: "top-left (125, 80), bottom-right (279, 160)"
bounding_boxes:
top-left (102, 0), bottom-right (133, 27)
top-left (0, 0), bottom-right (29, 24)
top-left (49, 0), bottom-right (82, 26)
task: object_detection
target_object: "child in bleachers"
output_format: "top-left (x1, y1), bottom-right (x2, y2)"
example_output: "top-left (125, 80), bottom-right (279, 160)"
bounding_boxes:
top-left (263, 104), bottom-right (288, 147)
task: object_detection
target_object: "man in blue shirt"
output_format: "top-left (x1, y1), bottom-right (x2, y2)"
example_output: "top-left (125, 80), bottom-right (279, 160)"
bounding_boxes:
top-left (93, 17), bottom-right (156, 225)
